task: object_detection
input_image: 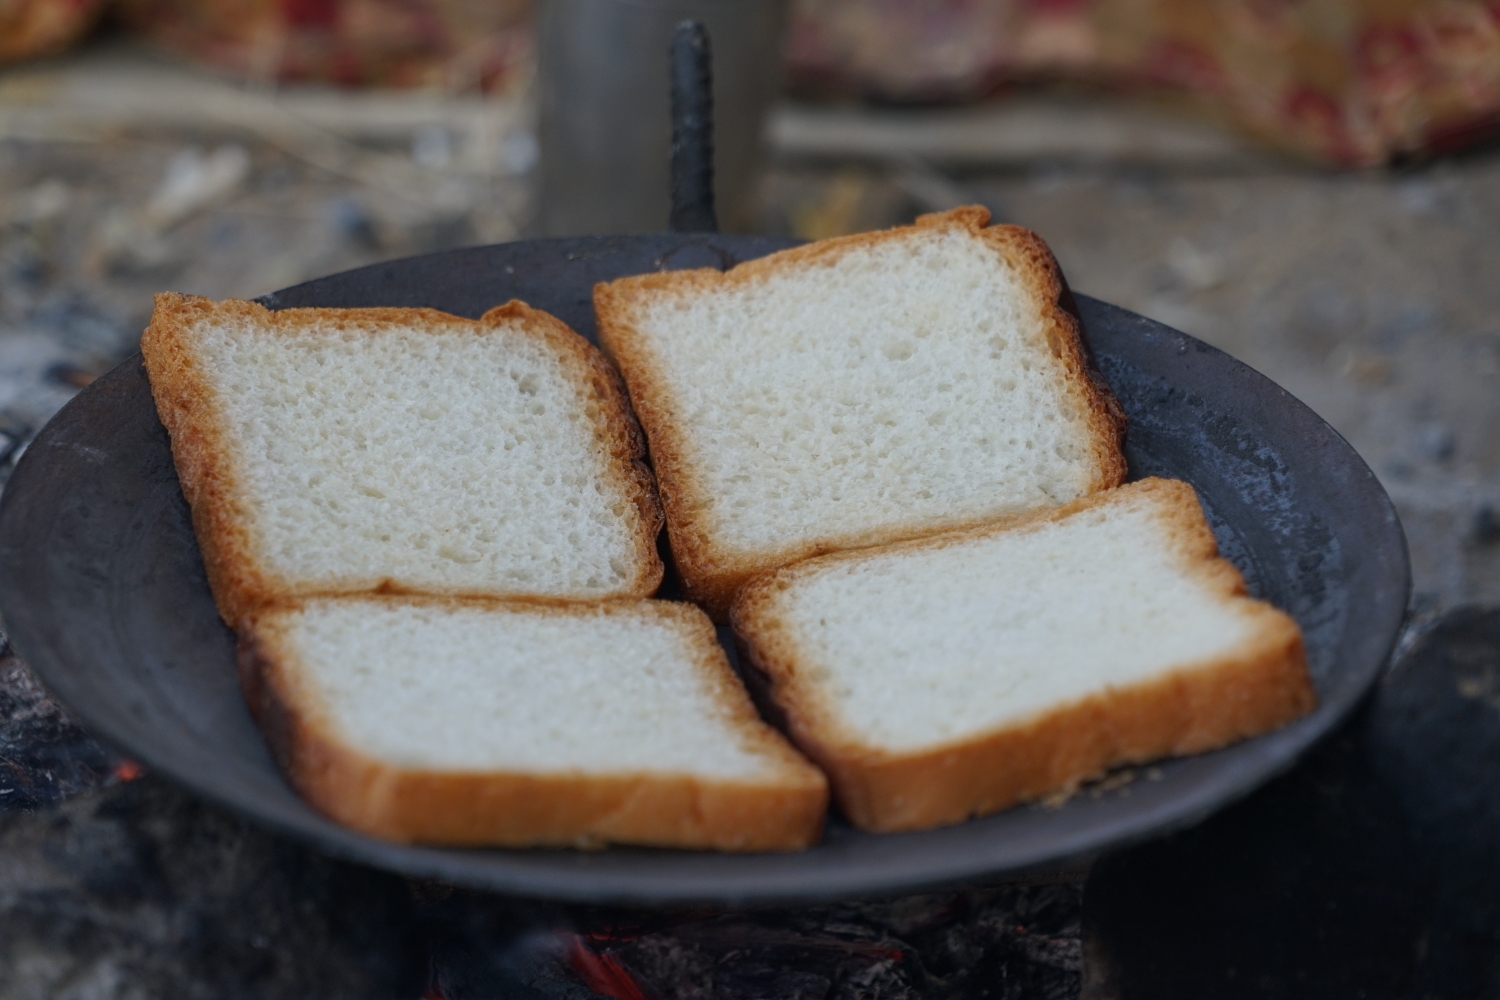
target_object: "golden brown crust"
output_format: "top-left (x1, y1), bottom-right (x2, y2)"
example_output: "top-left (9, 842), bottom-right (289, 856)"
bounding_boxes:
top-left (966, 217), bottom-right (1128, 493)
top-left (593, 206), bottom-right (1127, 620)
top-left (141, 293), bottom-right (664, 625)
top-left (730, 478), bottom-right (1316, 833)
top-left (141, 294), bottom-right (264, 626)
top-left (237, 595), bottom-right (828, 851)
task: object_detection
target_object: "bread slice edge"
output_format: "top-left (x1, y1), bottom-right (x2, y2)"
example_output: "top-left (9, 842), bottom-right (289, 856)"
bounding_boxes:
top-left (141, 293), bottom-right (267, 627)
top-left (730, 478), bottom-right (1316, 832)
top-left (237, 595), bottom-right (829, 851)
top-left (141, 293), bottom-right (666, 625)
top-left (594, 206), bottom-right (1127, 619)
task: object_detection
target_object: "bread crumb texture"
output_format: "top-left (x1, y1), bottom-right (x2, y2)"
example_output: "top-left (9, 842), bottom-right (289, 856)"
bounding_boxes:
top-left (281, 600), bottom-right (783, 774)
top-left (764, 488), bottom-right (1253, 749)
top-left (142, 294), bottom-right (660, 620)
top-left (598, 206), bottom-right (1122, 561)
top-left (243, 597), bottom-right (828, 850)
top-left (733, 478), bottom-right (1314, 831)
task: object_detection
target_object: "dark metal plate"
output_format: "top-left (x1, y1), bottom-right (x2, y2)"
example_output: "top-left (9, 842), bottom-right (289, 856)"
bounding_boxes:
top-left (0, 234), bottom-right (1410, 906)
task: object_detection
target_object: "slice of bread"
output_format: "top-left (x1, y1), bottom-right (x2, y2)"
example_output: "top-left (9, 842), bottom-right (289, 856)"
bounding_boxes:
top-left (238, 595), bottom-right (829, 850)
top-left (730, 478), bottom-right (1315, 833)
top-left (594, 205), bottom-right (1126, 619)
top-left (142, 293), bottom-right (663, 625)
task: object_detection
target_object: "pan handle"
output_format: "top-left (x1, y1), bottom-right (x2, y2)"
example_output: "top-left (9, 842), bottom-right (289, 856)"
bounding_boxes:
top-left (669, 20), bottom-right (718, 233)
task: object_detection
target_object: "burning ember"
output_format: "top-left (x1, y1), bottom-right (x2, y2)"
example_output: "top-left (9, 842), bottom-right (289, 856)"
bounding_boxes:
top-left (419, 882), bottom-right (1083, 999)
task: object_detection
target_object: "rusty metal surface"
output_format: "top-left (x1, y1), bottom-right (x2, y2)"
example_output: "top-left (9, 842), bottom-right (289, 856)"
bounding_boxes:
top-left (0, 233), bottom-right (1409, 905)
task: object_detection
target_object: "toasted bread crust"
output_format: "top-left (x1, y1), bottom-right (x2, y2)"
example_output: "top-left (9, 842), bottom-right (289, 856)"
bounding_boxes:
top-left (238, 596), bottom-right (829, 851)
top-left (141, 293), bottom-right (664, 625)
top-left (594, 206), bottom-right (1127, 620)
top-left (730, 478), bottom-right (1316, 833)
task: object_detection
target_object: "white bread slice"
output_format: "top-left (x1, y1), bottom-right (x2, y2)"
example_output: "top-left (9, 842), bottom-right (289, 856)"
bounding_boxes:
top-left (594, 206), bottom-right (1126, 619)
top-left (237, 596), bottom-right (829, 850)
top-left (142, 294), bottom-right (663, 625)
top-left (730, 478), bottom-right (1315, 833)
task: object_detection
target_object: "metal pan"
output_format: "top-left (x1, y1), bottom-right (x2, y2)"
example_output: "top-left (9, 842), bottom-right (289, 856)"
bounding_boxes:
top-left (0, 231), bottom-right (1409, 905)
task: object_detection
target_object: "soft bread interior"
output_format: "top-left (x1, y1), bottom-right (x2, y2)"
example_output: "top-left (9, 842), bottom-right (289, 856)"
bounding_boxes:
top-left (609, 217), bottom-right (1108, 558)
top-left (184, 306), bottom-right (647, 599)
top-left (738, 481), bottom-right (1299, 754)
top-left (273, 598), bottom-right (795, 779)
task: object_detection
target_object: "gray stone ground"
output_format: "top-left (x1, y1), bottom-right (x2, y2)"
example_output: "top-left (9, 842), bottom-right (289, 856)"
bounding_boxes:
top-left (0, 775), bottom-right (422, 999)
top-left (1, 41), bottom-right (1498, 999)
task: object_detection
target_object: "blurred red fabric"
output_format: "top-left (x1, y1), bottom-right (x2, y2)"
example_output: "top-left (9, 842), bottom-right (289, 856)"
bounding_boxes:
top-left (0, 0), bottom-right (107, 62)
top-left (786, 0), bottom-right (1500, 166)
top-left (113, 0), bottom-right (531, 91)
top-left (5, 0), bottom-right (1498, 165)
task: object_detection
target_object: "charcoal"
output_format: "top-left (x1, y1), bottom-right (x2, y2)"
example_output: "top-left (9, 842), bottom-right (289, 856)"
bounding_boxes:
top-left (0, 638), bottom-right (119, 811)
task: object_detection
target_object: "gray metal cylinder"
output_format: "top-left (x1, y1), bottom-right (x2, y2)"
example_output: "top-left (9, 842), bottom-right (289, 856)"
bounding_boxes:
top-left (536, 0), bottom-right (786, 236)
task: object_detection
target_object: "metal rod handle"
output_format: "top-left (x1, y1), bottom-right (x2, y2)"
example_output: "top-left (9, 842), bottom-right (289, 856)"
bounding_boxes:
top-left (669, 20), bottom-right (718, 233)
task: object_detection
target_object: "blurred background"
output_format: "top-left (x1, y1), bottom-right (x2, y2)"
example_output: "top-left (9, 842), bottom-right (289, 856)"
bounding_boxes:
top-left (5, 0), bottom-right (1495, 610)
top-left (4, 2), bottom-right (1499, 621)
top-left (2, 4), bottom-right (1500, 996)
